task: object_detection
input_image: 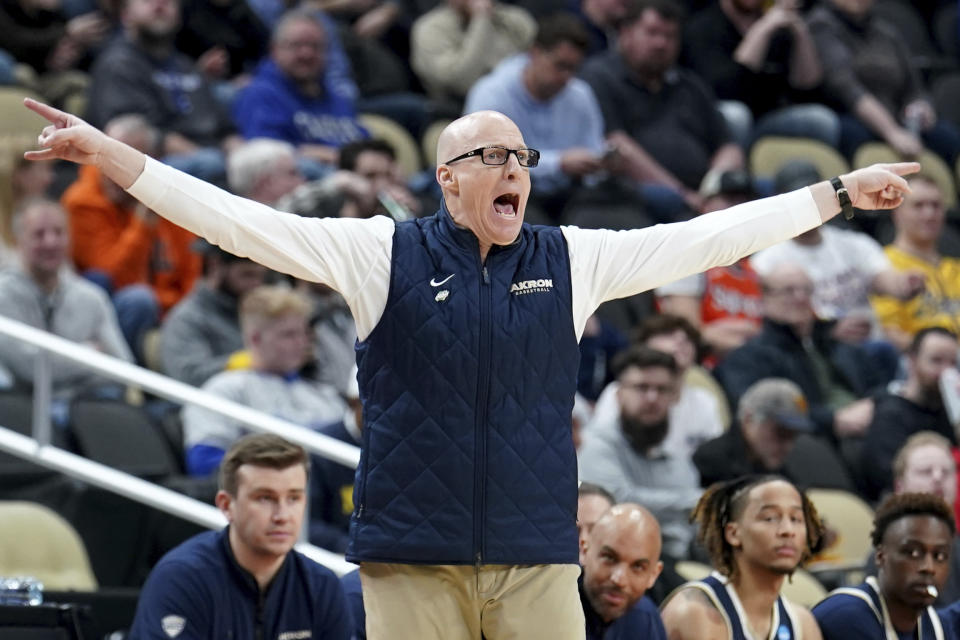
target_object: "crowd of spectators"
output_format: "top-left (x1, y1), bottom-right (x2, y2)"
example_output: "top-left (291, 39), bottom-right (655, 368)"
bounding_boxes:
top-left (3, 0), bottom-right (960, 635)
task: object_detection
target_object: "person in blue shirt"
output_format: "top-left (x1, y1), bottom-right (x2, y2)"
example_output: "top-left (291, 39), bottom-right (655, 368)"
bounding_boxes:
top-left (813, 492), bottom-right (954, 640)
top-left (233, 9), bottom-right (367, 177)
top-left (127, 433), bottom-right (353, 640)
top-left (464, 13), bottom-right (611, 221)
top-left (661, 475), bottom-right (826, 640)
top-left (580, 503), bottom-right (667, 640)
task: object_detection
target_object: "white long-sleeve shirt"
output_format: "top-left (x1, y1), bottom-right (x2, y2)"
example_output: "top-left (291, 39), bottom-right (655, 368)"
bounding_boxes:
top-left (128, 157), bottom-right (822, 341)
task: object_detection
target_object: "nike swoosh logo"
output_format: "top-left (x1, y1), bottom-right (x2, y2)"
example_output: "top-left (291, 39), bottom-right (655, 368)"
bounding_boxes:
top-left (430, 274), bottom-right (455, 287)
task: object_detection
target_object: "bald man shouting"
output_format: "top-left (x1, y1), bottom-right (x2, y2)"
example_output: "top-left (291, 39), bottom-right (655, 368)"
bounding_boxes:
top-left (580, 504), bottom-right (667, 639)
top-left (24, 97), bottom-right (919, 639)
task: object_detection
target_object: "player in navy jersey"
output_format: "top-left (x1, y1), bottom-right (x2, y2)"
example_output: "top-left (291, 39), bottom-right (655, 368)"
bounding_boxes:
top-left (661, 475), bottom-right (825, 640)
top-left (813, 492), bottom-right (953, 640)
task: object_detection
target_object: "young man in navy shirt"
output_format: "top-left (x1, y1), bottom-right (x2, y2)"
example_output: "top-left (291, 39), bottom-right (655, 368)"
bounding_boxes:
top-left (813, 492), bottom-right (954, 640)
top-left (128, 433), bottom-right (353, 640)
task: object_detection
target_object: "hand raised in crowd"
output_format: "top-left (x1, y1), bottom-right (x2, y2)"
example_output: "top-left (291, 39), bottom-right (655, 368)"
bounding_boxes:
top-left (467, 0), bottom-right (493, 18)
top-left (833, 397), bottom-right (874, 438)
top-left (560, 148), bottom-right (603, 177)
top-left (65, 12), bottom-right (110, 47)
top-left (886, 128), bottom-right (923, 159)
top-left (196, 46), bottom-right (230, 79)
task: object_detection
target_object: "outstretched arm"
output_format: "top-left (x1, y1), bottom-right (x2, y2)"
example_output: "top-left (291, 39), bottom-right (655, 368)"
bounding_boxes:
top-left (24, 99), bottom-right (397, 340)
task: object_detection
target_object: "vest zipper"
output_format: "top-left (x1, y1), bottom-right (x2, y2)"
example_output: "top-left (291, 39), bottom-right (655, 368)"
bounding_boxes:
top-left (474, 264), bottom-right (492, 565)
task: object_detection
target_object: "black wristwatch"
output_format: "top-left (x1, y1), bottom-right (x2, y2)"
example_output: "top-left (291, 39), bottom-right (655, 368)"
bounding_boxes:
top-left (830, 176), bottom-right (854, 220)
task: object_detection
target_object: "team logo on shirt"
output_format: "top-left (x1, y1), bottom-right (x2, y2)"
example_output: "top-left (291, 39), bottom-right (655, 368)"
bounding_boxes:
top-left (161, 615), bottom-right (186, 638)
top-left (277, 631), bottom-right (312, 639)
top-left (510, 278), bottom-right (553, 295)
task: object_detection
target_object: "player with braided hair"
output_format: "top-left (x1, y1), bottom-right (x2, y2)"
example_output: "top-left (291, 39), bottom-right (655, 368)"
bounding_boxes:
top-left (661, 475), bottom-right (825, 640)
top-left (813, 492), bottom-right (954, 640)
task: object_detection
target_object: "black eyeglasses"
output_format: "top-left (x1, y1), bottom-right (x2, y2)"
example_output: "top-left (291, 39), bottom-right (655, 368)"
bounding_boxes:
top-left (444, 146), bottom-right (540, 168)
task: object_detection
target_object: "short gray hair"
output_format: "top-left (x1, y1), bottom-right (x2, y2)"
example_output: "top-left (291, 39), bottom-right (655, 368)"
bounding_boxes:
top-left (227, 138), bottom-right (297, 197)
top-left (104, 114), bottom-right (159, 156)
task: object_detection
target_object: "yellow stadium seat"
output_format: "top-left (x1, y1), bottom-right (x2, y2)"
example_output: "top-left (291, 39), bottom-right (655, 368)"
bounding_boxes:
top-left (0, 87), bottom-right (48, 138)
top-left (358, 114), bottom-right (421, 179)
top-left (853, 142), bottom-right (957, 207)
top-left (805, 488), bottom-right (874, 577)
top-left (750, 136), bottom-right (850, 182)
top-left (674, 560), bottom-right (712, 582)
top-left (421, 119), bottom-right (453, 168)
top-left (781, 568), bottom-right (828, 608)
top-left (0, 501), bottom-right (97, 590)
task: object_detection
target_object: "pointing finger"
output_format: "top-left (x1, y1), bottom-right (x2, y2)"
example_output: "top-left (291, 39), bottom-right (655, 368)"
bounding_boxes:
top-left (24, 97), bottom-right (70, 126)
top-left (880, 161), bottom-right (921, 176)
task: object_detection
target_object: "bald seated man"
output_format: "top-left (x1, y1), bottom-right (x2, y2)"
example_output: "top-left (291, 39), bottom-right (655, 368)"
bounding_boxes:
top-left (580, 503), bottom-right (667, 639)
top-left (25, 97), bottom-right (918, 640)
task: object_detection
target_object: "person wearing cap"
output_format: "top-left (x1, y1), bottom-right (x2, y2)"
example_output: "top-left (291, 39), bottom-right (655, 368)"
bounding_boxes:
top-left (693, 378), bottom-right (854, 491)
top-left (656, 168), bottom-right (764, 361)
top-left (812, 492), bottom-right (954, 640)
top-left (751, 160), bottom-right (925, 350)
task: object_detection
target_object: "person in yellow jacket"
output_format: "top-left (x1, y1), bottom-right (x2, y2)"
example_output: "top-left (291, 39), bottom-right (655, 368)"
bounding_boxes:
top-left (871, 174), bottom-right (960, 350)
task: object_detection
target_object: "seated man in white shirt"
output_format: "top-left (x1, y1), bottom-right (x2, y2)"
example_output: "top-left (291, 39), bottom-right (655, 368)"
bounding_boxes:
top-left (183, 285), bottom-right (345, 476)
top-left (587, 314), bottom-right (729, 459)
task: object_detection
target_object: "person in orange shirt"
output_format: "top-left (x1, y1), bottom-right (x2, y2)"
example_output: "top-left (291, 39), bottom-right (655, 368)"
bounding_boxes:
top-left (656, 168), bottom-right (763, 362)
top-left (61, 113), bottom-right (201, 362)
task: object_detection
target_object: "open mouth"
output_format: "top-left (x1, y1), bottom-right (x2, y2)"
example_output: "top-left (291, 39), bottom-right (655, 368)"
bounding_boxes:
top-left (493, 193), bottom-right (520, 218)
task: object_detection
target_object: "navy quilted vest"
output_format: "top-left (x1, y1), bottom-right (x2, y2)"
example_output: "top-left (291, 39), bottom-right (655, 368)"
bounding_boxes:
top-left (346, 204), bottom-right (580, 565)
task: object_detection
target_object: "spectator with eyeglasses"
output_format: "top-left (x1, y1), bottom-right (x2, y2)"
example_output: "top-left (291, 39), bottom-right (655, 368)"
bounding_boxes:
top-left (25, 94), bottom-right (919, 637)
top-left (233, 9), bottom-right (368, 179)
top-left (716, 262), bottom-right (891, 448)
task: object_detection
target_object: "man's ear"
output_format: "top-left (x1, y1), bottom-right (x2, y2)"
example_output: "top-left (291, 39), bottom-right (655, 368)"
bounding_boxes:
top-left (646, 560), bottom-right (664, 589)
top-left (215, 490), bottom-right (233, 521)
top-left (579, 535), bottom-right (589, 565)
top-left (436, 165), bottom-right (457, 195)
top-left (724, 521), bottom-right (741, 550)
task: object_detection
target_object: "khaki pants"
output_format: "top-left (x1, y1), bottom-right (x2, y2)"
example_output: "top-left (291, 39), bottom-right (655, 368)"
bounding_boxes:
top-left (359, 563), bottom-right (585, 640)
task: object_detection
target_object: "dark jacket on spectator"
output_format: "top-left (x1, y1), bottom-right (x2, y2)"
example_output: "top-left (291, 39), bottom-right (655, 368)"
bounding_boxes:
top-left (714, 318), bottom-right (889, 437)
top-left (860, 390), bottom-right (955, 501)
top-left (694, 426), bottom-right (855, 492)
